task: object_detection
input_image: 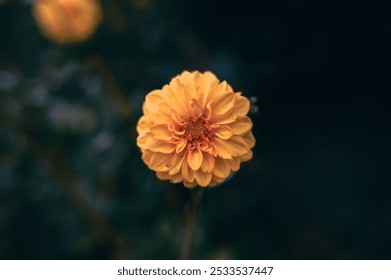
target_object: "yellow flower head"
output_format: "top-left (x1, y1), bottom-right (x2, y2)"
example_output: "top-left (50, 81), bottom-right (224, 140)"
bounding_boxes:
top-left (137, 71), bottom-right (255, 188)
top-left (33, 0), bottom-right (102, 45)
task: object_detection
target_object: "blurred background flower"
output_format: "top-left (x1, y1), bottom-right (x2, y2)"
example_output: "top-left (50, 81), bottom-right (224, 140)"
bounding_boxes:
top-left (0, 0), bottom-right (390, 260)
top-left (33, 0), bottom-right (102, 45)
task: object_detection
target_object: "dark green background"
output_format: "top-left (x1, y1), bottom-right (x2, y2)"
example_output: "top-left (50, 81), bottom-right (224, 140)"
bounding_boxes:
top-left (0, 0), bottom-right (389, 259)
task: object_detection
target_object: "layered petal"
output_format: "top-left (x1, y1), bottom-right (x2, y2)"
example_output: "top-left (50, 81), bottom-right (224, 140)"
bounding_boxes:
top-left (235, 93), bottom-right (251, 116)
top-left (195, 171), bottom-right (213, 187)
top-left (214, 125), bottom-right (233, 140)
top-left (150, 124), bottom-right (172, 140)
top-left (187, 148), bottom-right (203, 171)
top-left (229, 116), bottom-right (253, 135)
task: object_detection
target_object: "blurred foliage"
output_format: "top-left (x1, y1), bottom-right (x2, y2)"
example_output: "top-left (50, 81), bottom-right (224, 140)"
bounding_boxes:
top-left (0, 0), bottom-right (390, 259)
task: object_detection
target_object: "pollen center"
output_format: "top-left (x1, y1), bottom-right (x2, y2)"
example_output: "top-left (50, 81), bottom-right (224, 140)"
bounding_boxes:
top-left (183, 118), bottom-right (212, 143)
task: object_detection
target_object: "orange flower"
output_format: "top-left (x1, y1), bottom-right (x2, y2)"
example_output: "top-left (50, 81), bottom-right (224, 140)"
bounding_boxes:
top-left (33, 0), bottom-right (102, 45)
top-left (137, 71), bottom-right (255, 188)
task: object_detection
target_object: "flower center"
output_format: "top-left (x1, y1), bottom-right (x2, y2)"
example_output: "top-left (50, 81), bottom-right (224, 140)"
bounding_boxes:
top-left (183, 118), bottom-right (212, 143)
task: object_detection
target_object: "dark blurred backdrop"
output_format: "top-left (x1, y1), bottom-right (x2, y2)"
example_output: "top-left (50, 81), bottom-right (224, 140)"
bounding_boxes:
top-left (0, 0), bottom-right (390, 259)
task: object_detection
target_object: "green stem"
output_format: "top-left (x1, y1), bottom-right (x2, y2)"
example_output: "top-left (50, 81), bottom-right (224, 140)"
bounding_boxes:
top-left (179, 187), bottom-right (204, 259)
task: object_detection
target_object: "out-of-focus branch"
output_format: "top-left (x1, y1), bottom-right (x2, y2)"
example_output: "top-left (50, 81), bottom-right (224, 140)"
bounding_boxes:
top-left (0, 108), bottom-right (133, 259)
top-left (87, 53), bottom-right (132, 119)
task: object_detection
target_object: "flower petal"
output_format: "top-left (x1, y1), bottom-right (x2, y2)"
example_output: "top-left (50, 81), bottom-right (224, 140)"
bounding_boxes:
top-left (213, 176), bottom-right (225, 184)
top-left (141, 150), bottom-right (153, 164)
top-left (214, 125), bottom-right (233, 140)
top-left (187, 148), bottom-right (203, 170)
top-left (209, 106), bottom-right (237, 125)
top-left (204, 101), bottom-right (213, 120)
top-left (188, 98), bottom-right (203, 119)
top-left (164, 84), bottom-right (188, 117)
top-left (212, 158), bottom-right (231, 178)
top-left (149, 152), bottom-right (173, 172)
top-left (136, 133), bottom-right (152, 150)
top-left (227, 136), bottom-right (250, 157)
top-left (199, 71), bottom-right (219, 106)
top-left (235, 93), bottom-right (250, 116)
top-left (156, 144), bottom-right (176, 153)
top-left (156, 102), bottom-right (175, 123)
top-left (167, 152), bottom-right (185, 175)
top-left (175, 138), bottom-right (187, 153)
top-left (208, 180), bottom-right (218, 187)
top-left (181, 159), bottom-right (195, 182)
top-left (156, 171), bottom-right (171, 180)
top-left (150, 124), bottom-right (172, 140)
top-left (195, 171), bottom-right (212, 187)
top-left (211, 137), bottom-right (233, 159)
top-left (180, 71), bottom-right (199, 100)
top-left (229, 116), bottom-right (253, 135)
top-left (212, 81), bottom-right (234, 100)
top-left (201, 152), bottom-right (215, 173)
top-left (184, 180), bottom-right (198, 188)
top-left (146, 137), bottom-right (176, 153)
top-left (170, 111), bottom-right (186, 125)
top-left (230, 157), bottom-right (241, 171)
top-left (240, 151), bottom-right (253, 162)
top-left (144, 90), bottom-right (164, 113)
top-left (243, 131), bottom-right (256, 149)
top-left (170, 172), bottom-right (185, 183)
top-left (169, 122), bottom-right (185, 136)
top-left (136, 115), bottom-right (150, 134)
top-left (199, 139), bottom-right (218, 156)
top-left (209, 176), bottom-right (225, 187)
top-left (211, 92), bottom-right (236, 116)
